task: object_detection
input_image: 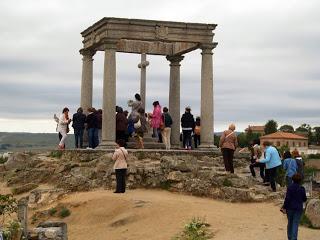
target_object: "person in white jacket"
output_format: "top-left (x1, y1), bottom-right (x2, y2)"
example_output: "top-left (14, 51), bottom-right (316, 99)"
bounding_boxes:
top-left (57, 107), bottom-right (71, 149)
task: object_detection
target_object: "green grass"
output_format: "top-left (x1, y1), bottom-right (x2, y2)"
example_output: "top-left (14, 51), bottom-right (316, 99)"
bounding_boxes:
top-left (49, 207), bottom-right (57, 216)
top-left (222, 178), bottom-right (233, 187)
top-left (0, 156), bottom-right (7, 164)
top-left (48, 150), bottom-right (63, 158)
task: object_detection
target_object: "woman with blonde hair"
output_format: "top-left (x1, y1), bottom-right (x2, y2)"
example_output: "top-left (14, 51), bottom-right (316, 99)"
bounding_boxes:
top-left (219, 123), bottom-right (238, 173)
top-left (57, 107), bottom-right (71, 149)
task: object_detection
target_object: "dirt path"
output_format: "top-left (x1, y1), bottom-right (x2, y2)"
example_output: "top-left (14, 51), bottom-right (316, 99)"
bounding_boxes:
top-left (50, 189), bottom-right (319, 240)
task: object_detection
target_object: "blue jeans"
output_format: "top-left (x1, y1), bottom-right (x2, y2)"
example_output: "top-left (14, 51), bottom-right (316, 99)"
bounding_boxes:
top-left (287, 209), bottom-right (302, 240)
top-left (88, 128), bottom-right (99, 148)
top-left (74, 128), bottom-right (84, 148)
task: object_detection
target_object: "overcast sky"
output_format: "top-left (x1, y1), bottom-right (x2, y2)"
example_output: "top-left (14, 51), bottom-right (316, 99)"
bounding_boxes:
top-left (0, 0), bottom-right (319, 133)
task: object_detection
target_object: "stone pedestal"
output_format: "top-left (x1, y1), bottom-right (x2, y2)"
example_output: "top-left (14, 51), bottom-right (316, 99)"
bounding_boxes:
top-left (101, 42), bottom-right (117, 148)
top-left (167, 55), bottom-right (184, 148)
top-left (138, 53), bottom-right (149, 109)
top-left (198, 43), bottom-right (217, 149)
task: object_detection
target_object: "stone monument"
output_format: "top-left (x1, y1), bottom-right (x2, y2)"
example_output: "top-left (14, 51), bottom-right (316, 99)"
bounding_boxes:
top-left (79, 17), bottom-right (218, 149)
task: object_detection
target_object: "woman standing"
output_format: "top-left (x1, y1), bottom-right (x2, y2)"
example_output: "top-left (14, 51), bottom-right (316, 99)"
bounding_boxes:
top-left (112, 139), bottom-right (128, 193)
top-left (134, 108), bottom-right (147, 149)
top-left (161, 107), bottom-right (173, 150)
top-left (219, 124), bottom-right (238, 173)
top-left (281, 173), bottom-right (307, 240)
top-left (57, 107), bottom-right (71, 149)
top-left (150, 101), bottom-right (162, 142)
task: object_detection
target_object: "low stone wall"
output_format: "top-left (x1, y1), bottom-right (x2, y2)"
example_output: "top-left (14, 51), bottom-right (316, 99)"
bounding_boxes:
top-left (0, 150), bottom-right (284, 202)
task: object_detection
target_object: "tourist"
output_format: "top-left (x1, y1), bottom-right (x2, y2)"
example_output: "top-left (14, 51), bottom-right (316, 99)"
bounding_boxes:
top-left (86, 107), bottom-right (99, 149)
top-left (57, 107), bottom-right (71, 150)
top-left (161, 107), bottom-right (173, 150)
top-left (72, 107), bottom-right (86, 148)
top-left (219, 124), bottom-right (238, 173)
top-left (96, 109), bottom-right (103, 144)
top-left (112, 139), bottom-right (128, 193)
top-left (134, 108), bottom-right (147, 149)
top-left (256, 141), bottom-right (282, 191)
top-left (249, 139), bottom-right (266, 181)
top-left (281, 173), bottom-right (307, 240)
top-left (194, 117), bottom-right (201, 148)
top-left (53, 113), bottom-right (64, 148)
top-left (128, 93), bottom-right (143, 121)
top-left (181, 106), bottom-right (195, 150)
top-left (292, 149), bottom-right (305, 180)
top-left (116, 107), bottom-right (128, 143)
top-left (283, 151), bottom-right (298, 186)
top-left (150, 101), bottom-right (162, 142)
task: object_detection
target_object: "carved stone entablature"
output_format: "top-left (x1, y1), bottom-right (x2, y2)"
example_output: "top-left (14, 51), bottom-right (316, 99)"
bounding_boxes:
top-left (155, 25), bottom-right (169, 40)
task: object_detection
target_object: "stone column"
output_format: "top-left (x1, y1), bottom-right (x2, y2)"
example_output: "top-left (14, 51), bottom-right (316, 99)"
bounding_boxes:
top-left (167, 55), bottom-right (184, 148)
top-left (18, 198), bottom-right (28, 238)
top-left (80, 50), bottom-right (94, 112)
top-left (101, 41), bottom-right (117, 148)
top-left (138, 53), bottom-right (149, 109)
top-left (199, 43), bottom-right (217, 149)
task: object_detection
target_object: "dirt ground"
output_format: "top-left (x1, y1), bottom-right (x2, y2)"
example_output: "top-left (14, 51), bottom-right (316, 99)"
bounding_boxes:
top-left (50, 189), bottom-right (319, 240)
top-left (1, 183), bottom-right (319, 240)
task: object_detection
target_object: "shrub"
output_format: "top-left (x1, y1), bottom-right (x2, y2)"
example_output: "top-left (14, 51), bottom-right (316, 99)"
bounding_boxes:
top-left (222, 178), bottom-right (233, 187)
top-left (276, 167), bottom-right (286, 187)
top-left (59, 207), bottom-right (71, 218)
top-left (0, 156), bottom-right (7, 164)
top-left (173, 217), bottom-right (213, 240)
top-left (48, 150), bottom-right (63, 158)
top-left (307, 153), bottom-right (320, 159)
top-left (49, 207), bottom-right (57, 216)
top-left (160, 181), bottom-right (171, 190)
top-left (2, 220), bottom-right (22, 240)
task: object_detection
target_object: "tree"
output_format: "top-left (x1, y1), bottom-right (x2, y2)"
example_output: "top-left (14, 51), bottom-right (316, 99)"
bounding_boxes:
top-left (279, 124), bottom-right (294, 133)
top-left (296, 123), bottom-right (313, 144)
top-left (264, 120), bottom-right (278, 135)
top-left (313, 127), bottom-right (320, 145)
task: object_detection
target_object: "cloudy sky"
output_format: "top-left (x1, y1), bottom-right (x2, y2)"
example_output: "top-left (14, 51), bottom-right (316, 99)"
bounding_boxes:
top-left (0, 0), bottom-right (319, 133)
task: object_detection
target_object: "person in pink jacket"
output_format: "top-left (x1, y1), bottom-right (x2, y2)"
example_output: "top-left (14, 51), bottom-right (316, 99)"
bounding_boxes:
top-left (150, 101), bottom-right (162, 141)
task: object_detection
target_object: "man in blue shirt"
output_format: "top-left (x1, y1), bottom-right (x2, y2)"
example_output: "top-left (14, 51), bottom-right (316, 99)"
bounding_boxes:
top-left (257, 141), bottom-right (282, 192)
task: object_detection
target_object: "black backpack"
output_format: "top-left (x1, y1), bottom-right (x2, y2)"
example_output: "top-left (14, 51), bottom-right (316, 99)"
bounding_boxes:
top-left (295, 157), bottom-right (304, 179)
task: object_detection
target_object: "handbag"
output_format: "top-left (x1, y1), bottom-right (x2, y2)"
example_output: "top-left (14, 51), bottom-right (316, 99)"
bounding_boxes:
top-left (134, 118), bottom-right (141, 129)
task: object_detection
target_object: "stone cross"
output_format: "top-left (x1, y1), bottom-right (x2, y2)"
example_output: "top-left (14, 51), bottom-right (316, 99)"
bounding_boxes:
top-left (138, 53), bottom-right (149, 110)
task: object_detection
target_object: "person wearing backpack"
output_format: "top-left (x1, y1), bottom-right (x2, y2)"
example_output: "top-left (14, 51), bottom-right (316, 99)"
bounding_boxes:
top-left (292, 149), bottom-right (304, 180)
top-left (161, 107), bottom-right (173, 150)
top-left (283, 151), bottom-right (298, 186)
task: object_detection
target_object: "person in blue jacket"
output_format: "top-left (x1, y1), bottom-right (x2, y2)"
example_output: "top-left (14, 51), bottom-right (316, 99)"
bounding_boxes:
top-left (256, 141), bottom-right (282, 191)
top-left (281, 173), bottom-right (307, 240)
top-left (282, 151), bottom-right (298, 186)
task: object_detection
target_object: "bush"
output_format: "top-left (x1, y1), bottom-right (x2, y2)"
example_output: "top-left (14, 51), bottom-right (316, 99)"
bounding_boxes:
top-left (0, 156), bottom-right (8, 164)
top-left (48, 150), bottom-right (63, 158)
top-left (300, 211), bottom-right (313, 228)
top-left (222, 178), bottom-right (233, 187)
top-left (172, 217), bottom-right (213, 240)
top-left (49, 207), bottom-right (57, 216)
top-left (276, 166), bottom-right (286, 187)
top-left (59, 207), bottom-right (71, 218)
top-left (307, 153), bottom-right (320, 159)
top-left (2, 220), bottom-right (22, 240)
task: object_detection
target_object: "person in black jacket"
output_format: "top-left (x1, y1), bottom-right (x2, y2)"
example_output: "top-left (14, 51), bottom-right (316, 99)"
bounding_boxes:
top-left (281, 173), bottom-right (307, 240)
top-left (86, 107), bottom-right (99, 149)
top-left (181, 106), bottom-right (195, 149)
top-left (72, 107), bottom-right (86, 148)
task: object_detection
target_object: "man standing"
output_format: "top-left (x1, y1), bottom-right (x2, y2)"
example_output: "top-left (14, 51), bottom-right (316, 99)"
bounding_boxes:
top-left (181, 106), bottom-right (195, 149)
top-left (256, 141), bottom-right (282, 192)
top-left (72, 107), bottom-right (86, 148)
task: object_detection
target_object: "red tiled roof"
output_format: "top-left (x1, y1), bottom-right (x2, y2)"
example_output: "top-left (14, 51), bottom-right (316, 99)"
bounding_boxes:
top-left (260, 131), bottom-right (308, 140)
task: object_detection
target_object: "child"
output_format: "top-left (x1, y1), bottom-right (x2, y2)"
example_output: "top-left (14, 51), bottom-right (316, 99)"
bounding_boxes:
top-left (112, 139), bottom-right (128, 193)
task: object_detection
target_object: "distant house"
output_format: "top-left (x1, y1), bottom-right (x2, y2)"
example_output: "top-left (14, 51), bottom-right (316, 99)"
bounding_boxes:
top-left (260, 131), bottom-right (308, 151)
top-left (245, 125), bottom-right (265, 135)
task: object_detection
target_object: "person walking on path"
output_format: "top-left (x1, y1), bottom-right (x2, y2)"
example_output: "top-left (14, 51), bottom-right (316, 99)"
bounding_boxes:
top-left (281, 173), bottom-right (307, 240)
top-left (72, 107), bottom-right (86, 148)
top-left (57, 107), bottom-right (71, 149)
top-left (249, 139), bottom-right (266, 182)
top-left (283, 151), bottom-right (298, 186)
top-left (193, 117), bottom-right (201, 148)
top-left (86, 107), bottom-right (99, 149)
top-left (256, 141), bottom-right (282, 191)
top-left (161, 107), bottom-right (173, 150)
top-left (181, 106), bottom-right (195, 150)
top-left (112, 139), bottom-right (128, 193)
top-left (219, 124), bottom-right (238, 173)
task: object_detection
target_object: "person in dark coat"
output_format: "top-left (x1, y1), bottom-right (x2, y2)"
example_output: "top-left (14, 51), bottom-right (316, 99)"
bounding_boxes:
top-left (281, 173), bottom-right (307, 240)
top-left (181, 106), bottom-right (195, 149)
top-left (72, 107), bottom-right (86, 148)
top-left (96, 109), bottom-right (102, 144)
top-left (86, 107), bottom-right (99, 149)
top-left (116, 107), bottom-right (128, 143)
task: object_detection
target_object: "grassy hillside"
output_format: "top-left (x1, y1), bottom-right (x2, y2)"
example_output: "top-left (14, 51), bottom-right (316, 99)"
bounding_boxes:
top-left (0, 132), bottom-right (74, 152)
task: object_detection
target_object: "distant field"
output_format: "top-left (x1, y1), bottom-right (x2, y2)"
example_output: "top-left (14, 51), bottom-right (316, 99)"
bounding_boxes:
top-left (0, 132), bottom-right (74, 153)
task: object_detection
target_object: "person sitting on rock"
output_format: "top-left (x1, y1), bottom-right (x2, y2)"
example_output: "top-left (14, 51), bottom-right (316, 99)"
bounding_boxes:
top-left (249, 139), bottom-right (266, 182)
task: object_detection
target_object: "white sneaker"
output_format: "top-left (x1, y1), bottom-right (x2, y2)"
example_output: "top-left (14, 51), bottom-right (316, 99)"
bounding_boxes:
top-left (86, 147), bottom-right (92, 150)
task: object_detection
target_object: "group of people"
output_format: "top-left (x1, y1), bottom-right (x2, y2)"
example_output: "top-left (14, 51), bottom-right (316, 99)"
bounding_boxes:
top-left (219, 123), bottom-right (307, 239)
